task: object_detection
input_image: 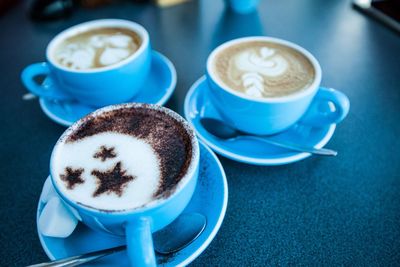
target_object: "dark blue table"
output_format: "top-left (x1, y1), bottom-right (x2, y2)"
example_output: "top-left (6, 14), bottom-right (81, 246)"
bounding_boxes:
top-left (1, 0), bottom-right (399, 265)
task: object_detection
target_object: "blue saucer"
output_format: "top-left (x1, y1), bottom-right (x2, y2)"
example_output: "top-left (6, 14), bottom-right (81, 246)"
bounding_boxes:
top-left (184, 76), bottom-right (337, 166)
top-left (39, 51), bottom-right (177, 127)
top-left (36, 141), bottom-right (228, 266)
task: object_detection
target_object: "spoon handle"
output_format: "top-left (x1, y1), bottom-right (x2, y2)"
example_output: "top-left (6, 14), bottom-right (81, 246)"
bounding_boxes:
top-left (26, 245), bottom-right (125, 267)
top-left (250, 136), bottom-right (338, 156)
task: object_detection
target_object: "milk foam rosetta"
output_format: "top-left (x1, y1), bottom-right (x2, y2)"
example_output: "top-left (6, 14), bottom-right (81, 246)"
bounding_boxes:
top-left (53, 27), bottom-right (141, 70)
top-left (213, 41), bottom-right (315, 98)
top-left (52, 106), bottom-right (194, 211)
top-left (53, 132), bottom-right (161, 211)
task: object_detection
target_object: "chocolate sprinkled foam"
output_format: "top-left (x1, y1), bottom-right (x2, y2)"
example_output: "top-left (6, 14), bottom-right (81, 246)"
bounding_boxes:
top-left (64, 104), bottom-right (194, 200)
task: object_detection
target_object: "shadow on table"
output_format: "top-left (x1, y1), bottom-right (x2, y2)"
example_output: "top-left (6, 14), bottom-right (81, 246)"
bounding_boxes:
top-left (211, 8), bottom-right (264, 50)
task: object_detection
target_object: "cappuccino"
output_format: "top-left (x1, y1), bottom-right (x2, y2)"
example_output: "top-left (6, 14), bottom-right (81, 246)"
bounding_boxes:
top-left (212, 41), bottom-right (315, 98)
top-left (52, 104), bottom-right (195, 211)
top-left (53, 27), bottom-right (141, 70)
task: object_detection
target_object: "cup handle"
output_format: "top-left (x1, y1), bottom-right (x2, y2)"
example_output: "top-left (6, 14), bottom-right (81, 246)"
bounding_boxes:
top-left (300, 87), bottom-right (350, 126)
top-left (125, 218), bottom-right (157, 267)
top-left (21, 62), bottom-right (73, 100)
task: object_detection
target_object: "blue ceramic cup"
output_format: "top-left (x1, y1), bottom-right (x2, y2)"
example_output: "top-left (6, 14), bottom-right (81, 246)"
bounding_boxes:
top-left (48, 103), bottom-right (200, 266)
top-left (206, 37), bottom-right (350, 135)
top-left (21, 19), bottom-right (151, 107)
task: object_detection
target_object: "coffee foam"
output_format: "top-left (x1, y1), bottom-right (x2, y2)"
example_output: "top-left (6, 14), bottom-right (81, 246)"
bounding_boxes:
top-left (54, 28), bottom-right (140, 70)
top-left (99, 47), bottom-right (130, 66)
top-left (213, 41), bottom-right (315, 98)
top-left (53, 132), bottom-right (160, 211)
top-left (52, 104), bottom-right (197, 212)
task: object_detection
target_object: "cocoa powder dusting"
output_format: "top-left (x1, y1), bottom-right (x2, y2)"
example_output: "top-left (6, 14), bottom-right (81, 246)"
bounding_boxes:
top-left (66, 105), bottom-right (193, 199)
top-left (60, 167), bottom-right (85, 189)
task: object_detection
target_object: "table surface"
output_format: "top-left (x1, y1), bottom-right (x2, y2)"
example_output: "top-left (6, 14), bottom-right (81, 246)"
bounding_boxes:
top-left (1, 0), bottom-right (400, 266)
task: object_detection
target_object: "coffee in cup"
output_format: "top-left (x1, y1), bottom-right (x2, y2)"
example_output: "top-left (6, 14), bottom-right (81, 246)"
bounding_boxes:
top-left (46, 103), bottom-right (199, 266)
top-left (211, 40), bottom-right (316, 98)
top-left (53, 27), bottom-right (142, 70)
top-left (21, 19), bottom-right (152, 107)
top-left (206, 36), bottom-right (349, 135)
top-left (52, 104), bottom-right (196, 211)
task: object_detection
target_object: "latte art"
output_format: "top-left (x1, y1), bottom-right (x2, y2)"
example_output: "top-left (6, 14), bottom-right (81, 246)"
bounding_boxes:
top-left (235, 47), bottom-right (289, 97)
top-left (236, 47), bottom-right (288, 77)
top-left (54, 27), bottom-right (141, 70)
top-left (54, 132), bottom-right (161, 210)
top-left (52, 105), bottom-right (195, 211)
top-left (213, 41), bottom-right (315, 98)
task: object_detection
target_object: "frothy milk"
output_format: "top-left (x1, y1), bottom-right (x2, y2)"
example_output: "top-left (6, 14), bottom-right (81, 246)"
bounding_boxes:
top-left (53, 27), bottom-right (141, 70)
top-left (51, 105), bottom-right (195, 211)
top-left (212, 41), bottom-right (315, 98)
top-left (53, 132), bottom-right (160, 211)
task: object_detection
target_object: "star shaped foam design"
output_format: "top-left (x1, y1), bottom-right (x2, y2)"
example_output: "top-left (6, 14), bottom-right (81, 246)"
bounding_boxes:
top-left (60, 167), bottom-right (85, 189)
top-left (91, 161), bottom-right (136, 197)
top-left (93, 145), bottom-right (117, 162)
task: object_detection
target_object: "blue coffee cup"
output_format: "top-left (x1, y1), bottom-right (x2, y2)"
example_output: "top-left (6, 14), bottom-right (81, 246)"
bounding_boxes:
top-left (48, 103), bottom-right (200, 266)
top-left (21, 19), bottom-right (151, 107)
top-left (206, 37), bottom-right (350, 135)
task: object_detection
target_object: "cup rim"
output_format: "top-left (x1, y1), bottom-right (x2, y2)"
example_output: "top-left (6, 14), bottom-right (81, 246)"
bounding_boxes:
top-left (206, 36), bottom-right (322, 103)
top-left (46, 19), bottom-right (150, 73)
top-left (49, 103), bottom-right (200, 215)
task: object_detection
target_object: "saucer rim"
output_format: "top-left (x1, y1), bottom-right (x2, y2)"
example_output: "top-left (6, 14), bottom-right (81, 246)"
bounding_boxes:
top-left (184, 76), bottom-right (337, 166)
top-left (39, 50), bottom-right (177, 127)
top-left (36, 140), bottom-right (228, 267)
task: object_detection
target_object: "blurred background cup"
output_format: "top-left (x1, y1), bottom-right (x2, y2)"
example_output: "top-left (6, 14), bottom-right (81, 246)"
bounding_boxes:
top-left (21, 19), bottom-right (151, 107)
top-left (225, 0), bottom-right (260, 14)
top-left (211, 5), bottom-right (263, 50)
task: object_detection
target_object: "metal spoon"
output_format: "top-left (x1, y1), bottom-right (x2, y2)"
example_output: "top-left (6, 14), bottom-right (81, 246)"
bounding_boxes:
top-left (28, 212), bottom-right (206, 267)
top-left (200, 117), bottom-right (337, 156)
